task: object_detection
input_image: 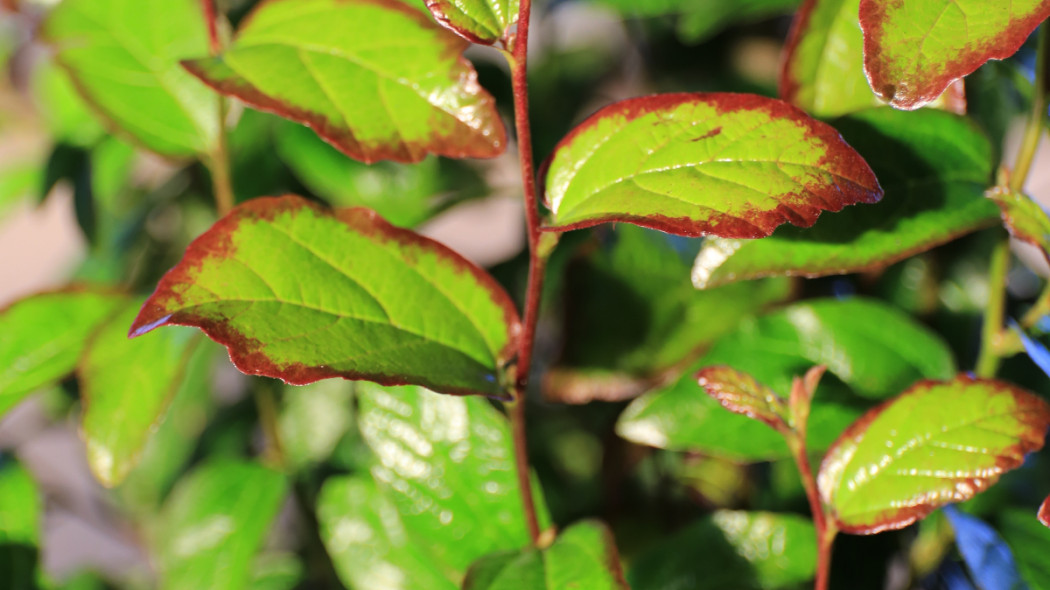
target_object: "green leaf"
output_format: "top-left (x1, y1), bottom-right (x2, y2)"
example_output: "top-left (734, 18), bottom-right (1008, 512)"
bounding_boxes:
top-left (278, 379), bottom-right (354, 469)
top-left (0, 461), bottom-right (42, 590)
top-left (628, 511), bottom-right (816, 590)
top-left (425, 0), bottom-right (518, 44)
top-left (81, 303), bottom-right (200, 487)
top-left (156, 459), bottom-right (287, 590)
top-left (859, 0), bottom-right (1050, 109)
top-left (463, 521), bottom-right (628, 590)
top-left (543, 93), bottom-right (881, 237)
top-left (183, 0), bottom-right (506, 164)
top-left (43, 0), bottom-right (220, 157)
top-left (988, 187), bottom-right (1050, 265)
top-left (357, 383), bottom-right (548, 573)
top-left (1000, 508), bottom-right (1050, 586)
top-left (693, 108), bottom-right (998, 288)
top-left (0, 288), bottom-right (125, 417)
top-left (31, 58), bottom-right (106, 147)
top-left (131, 196), bottom-right (521, 398)
top-left (318, 474), bottom-right (458, 590)
top-left (818, 376), bottom-right (1050, 534)
top-left (695, 366), bottom-right (790, 432)
top-left (593, 0), bottom-right (800, 43)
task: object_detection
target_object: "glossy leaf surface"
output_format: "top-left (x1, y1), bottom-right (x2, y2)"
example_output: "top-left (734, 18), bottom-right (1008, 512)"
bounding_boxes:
top-left (0, 288), bottom-right (124, 416)
top-left (425, 0), bottom-right (518, 44)
top-left (131, 196), bottom-right (521, 397)
top-left (81, 304), bottom-right (199, 487)
top-left (357, 383), bottom-right (547, 573)
top-left (693, 108), bottom-right (997, 288)
top-left (463, 521), bottom-right (628, 590)
top-left (156, 460), bottom-right (286, 590)
top-left (43, 0), bottom-right (220, 156)
top-left (696, 366), bottom-right (789, 432)
top-left (0, 461), bottom-right (41, 589)
top-left (943, 506), bottom-right (1025, 590)
top-left (628, 511), bottom-right (816, 590)
top-left (543, 93), bottom-right (882, 237)
top-left (183, 0), bottom-right (506, 163)
top-left (318, 474), bottom-right (457, 590)
top-left (859, 0), bottom-right (1050, 109)
top-left (818, 376), bottom-right (1050, 534)
top-left (988, 187), bottom-right (1050, 265)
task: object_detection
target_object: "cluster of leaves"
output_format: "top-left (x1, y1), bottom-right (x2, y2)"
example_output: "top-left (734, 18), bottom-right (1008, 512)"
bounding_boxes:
top-left (2, 0), bottom-right (1050, 589)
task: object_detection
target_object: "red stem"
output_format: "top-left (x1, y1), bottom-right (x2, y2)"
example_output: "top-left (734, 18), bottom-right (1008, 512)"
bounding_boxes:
top-left (788, 435), bottom-right (836, 590)
top-left (201, 0), bottom-right (221, 55)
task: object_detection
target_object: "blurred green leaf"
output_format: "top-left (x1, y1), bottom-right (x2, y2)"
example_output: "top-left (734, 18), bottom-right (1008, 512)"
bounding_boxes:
top-left (988, 187), bottom-right (1050, 265)
top-left (278, 379), bottom-right (354, 469)
top-left (1001, 507), bottom-right (1050, 587)
top-left (593, 0), bottom-right (800, 43)
top-left (248, 554), bottom-right (302, 590)
top-left (0, 460), bottom-right (42, 590)
top-left (31, 59), bottom-right (106, 148)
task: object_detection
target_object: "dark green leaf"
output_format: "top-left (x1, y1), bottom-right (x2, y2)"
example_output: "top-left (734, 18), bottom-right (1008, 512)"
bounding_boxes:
top-left (859, 0), bottom-right (1050, 109)
top-left (818, 376), bottom-right (1050, 534)
top-left (0, 288), bottom-right (125, 417)
top-left (43, 0), bottom-right (220, 157)
top-left (463, 521), bottom-right (628, 590)
top-left (593, 0), bottom-right (800, 43)
top-left (425, 0), bottom-right (518, 44)
top-left (131, 196), bottom-right (521, 398)
top-left (0, 461), bottom-right (42, 590)
top-left (1000, 507), bottom-right (1050, 586)
top-left (183, 0), bottom-right (506, 163)
top-left (988, 187), bottom-right (1050, 265)
top-left (693, 108), bottom-right (997, 288)
top-left (628, 511), bottom-right (817, 590)
top-left (156, 459), bottom-right (287, 590)
top-left (543, 93), bottom-right (881, 237)
top-left (357, 383), bottom-right (548, 573)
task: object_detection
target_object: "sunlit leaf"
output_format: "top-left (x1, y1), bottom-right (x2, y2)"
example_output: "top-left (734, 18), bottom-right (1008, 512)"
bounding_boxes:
top-left (0, 288), bottom-right (125, 417)
top-left (859, 0), bottom-right (1050, 109)
top-left (695, 366), bottom-right (789, 432)
top-left (43, 0), bottom-right (220, 157)
top-left (463, 521), bottom-right (628, 590)
top-left (425, 0), bottom-right (518, 44)
top-left (818, 376), bottom-right (1050, 534)
top-left (318, 474), bottom-right (458, 590)
top-left (357, 383), bottom-right (548, 573)
top-left (183, 0), bottom-right (506, 164)
top-left (628, 511), bottom-right (817, 590)
top-left (988, 187), bottom-right (1050, 265)
top-left (0, 461), bottom-right (42, 589)
top-left (693, 108), bottom-right (997, 288)
top-left (131, 196), bottom-right (521, 398)
top-left (156, 459), bottom-right (287, 590)
top-left (943, 506), bottom-right (1025, 590)
top-left (542, 93), bottom-right (881, 237)
top-left (81, 303), bottom-right (200, 487)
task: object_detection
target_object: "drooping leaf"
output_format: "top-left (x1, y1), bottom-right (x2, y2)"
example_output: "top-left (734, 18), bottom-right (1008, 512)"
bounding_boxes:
top-left (695, 366), bottom-right (789, 432)
top-left (818, 376), bottom-right (1050, 534)
top-left (988, 187), bottom-right (1050, 265)
top-left (943, 506), bottom-right (1026, 590)
top-left (183, 0), bottom-right (506, 164)
top-left (424, 0), bottom-right (518, 45)
top-left (318, 474), bottom-right (458, 590)
top-left (0, 460), bottom-right (42, 590)
top-left (693, 108), bottom-right (997, 288)
top-left (463, 521), bottom-right (628, 590)
top-left (1000, 507), bottom-right (1050, 585)
top-left (780, 0), bottom-right (966, 117)
top-left (542, 93), bottom-right (882, 237)
top-left (357, 383), bottom-right (548, 573)
top-left (628, 511), bottom-right (817, 590)
top-left (858, 0), bottom-right (1050, 109)
top-left (0, 288), bottom-right (125, 417)
top-left (156, 459), bottom-right (287, 590)
top-left (43, 0), bottom-right (220, 157)
top-left (80, 303), bottom-right (200, 487)
top-left (131, 196), bottom-right (521, 398)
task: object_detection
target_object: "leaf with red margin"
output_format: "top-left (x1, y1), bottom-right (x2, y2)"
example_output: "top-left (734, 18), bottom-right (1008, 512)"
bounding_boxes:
top-left (818, 375), bottom-right (1050, 535)
top-left (130, 195), bottom-right (521, 398)
top-left (859, 0), bottom-right (1050, 110)
top-left (780, 0), bottom-right (966, 117)
top-left (696, 366), bottom-right (790, 433)
top-left (987, 187), bottom-right (1050, 266)
top-left (542, 93), bottom-right (882, 238)
top-left (1041, 496), bottom-right (1050, 528)
top-left (182, 0), bottom-right (506, 164)
top-left (424, 0), bottom-right (518, 45)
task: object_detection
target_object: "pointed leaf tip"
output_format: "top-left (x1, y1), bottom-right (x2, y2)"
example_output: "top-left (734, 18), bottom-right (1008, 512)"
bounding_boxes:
top-left (133, 195), bottom-right (521, 397)
top-left (543, 92), bottom-right (882, 238)
top-left (696, 366), bottom-right (790, 432)
top-left (819, 375), bottom-right (1050, 535)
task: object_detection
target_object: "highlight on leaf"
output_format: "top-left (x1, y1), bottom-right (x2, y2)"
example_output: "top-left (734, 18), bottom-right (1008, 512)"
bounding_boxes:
top-left (182, 0), bottom-right (507, 164)
top-left (696, 366), bottom-right (790, 433)
top-left (424, 0), bottom-right (519, 45)
top-left (818, 375), bottom-right (1050, 535)
top-left (542, 92), bottom-right (882, 238)
top-left (130, 195), bottom-right (521, 398)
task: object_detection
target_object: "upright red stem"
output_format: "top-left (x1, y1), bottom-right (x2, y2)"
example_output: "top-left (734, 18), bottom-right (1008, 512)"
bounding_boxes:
top-left (506, 0), bottom-right (544, 545)
top-left (788, 435), bottom-right (835, 590)
top-left (201, 0), bottom-right (222, 55)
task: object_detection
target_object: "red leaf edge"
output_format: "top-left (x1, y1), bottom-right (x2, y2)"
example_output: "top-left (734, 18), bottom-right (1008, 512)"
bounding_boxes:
top-left (424, 0), bottom-right (501, 45)
top-left (540, 92), bottom-right (883, 239)
top-left (777, 0), bottom-right (818, 106)
top-left (1039, 495), bottom-right (1050, 528)
top-left (696, 365), bottom-right (789, 432)
top-left (129, 196), bottom-right (522, 395)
